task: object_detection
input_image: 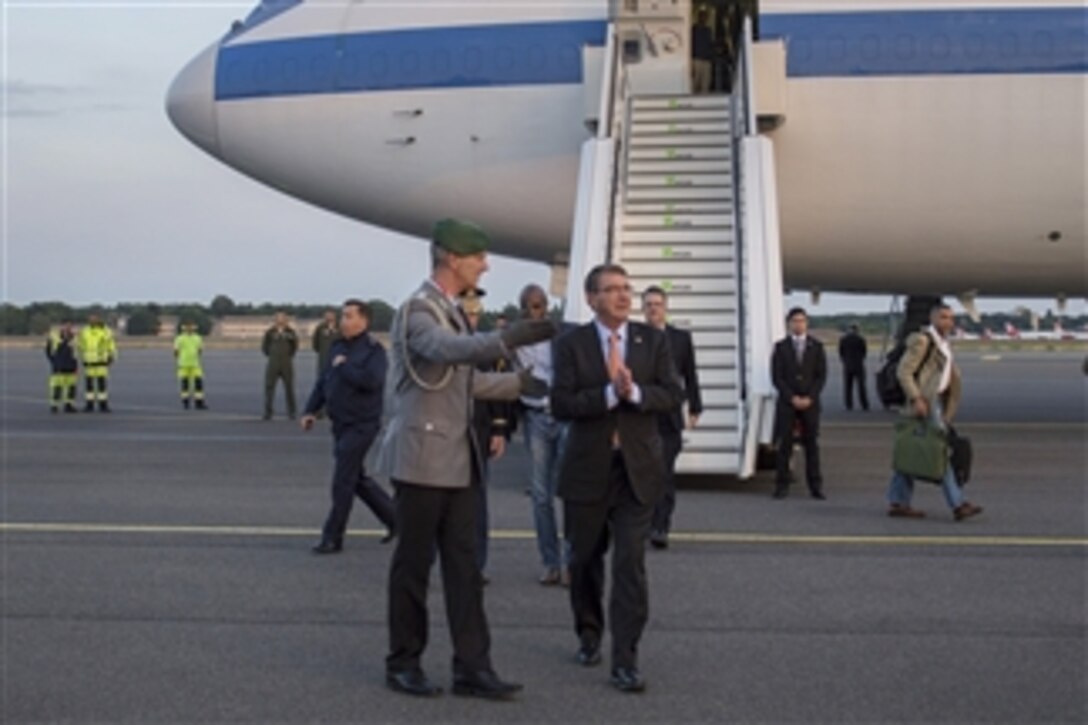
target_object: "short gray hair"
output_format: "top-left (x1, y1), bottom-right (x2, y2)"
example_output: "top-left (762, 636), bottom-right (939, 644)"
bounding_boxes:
top-left (431, 243), bottom-right (451, 271)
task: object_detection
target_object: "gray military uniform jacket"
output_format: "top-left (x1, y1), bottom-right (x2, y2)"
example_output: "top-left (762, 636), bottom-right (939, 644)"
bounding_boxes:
top-left (378, 280), bottom-right (522, 489)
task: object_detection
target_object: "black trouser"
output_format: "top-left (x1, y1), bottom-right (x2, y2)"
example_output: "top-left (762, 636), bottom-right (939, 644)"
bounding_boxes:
top-left (651, 429), bottom-right (683, 535)
top-left (475, 458), bottom-right (490, 574)
top-left (264, 362), bottom-right (296, 417)
top-left (180, 376), bottom-right (204, 400)
top-left (775, 410), bottom-right (822, 492)
top-left (564, 452), bottom-right (654, 670)
top-left (387, 480), bottom-right (490, 675)
top-left (322, 423), bottom-right (395, 542)
top-left (843, 366), bottom-right (869, 410)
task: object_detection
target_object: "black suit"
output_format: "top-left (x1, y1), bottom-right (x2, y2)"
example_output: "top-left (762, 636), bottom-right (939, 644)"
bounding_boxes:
top-left (551, 321), bottom-right (683, 670)
top-left (653, 325), bottom-right (703, 535)
top-left (771, 336), bottom-right (827, 493)
top-left (838, 331), bottom-right (869, 410)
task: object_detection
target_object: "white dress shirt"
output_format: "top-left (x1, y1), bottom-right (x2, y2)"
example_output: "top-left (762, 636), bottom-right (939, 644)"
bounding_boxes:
top-left (516, 339), bottom-right (553, 409)
top-left (924, 325), bottom-right (953, 393)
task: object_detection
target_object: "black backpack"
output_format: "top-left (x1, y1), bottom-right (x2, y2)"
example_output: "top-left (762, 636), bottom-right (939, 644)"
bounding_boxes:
top-left (875, 335), bottom-right (934, 408)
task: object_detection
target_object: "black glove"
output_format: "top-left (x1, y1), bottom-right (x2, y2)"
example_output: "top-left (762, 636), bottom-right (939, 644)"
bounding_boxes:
top-left (517, 368), bottom-right (549, 399)
top-left (500, 319), bottom-right (558, 349)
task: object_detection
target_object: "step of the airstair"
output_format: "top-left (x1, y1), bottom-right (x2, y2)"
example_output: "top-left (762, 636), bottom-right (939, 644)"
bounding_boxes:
top-left (690, 330), bottom-right (739, 348)
top-left (623, 212), bottom-right (734, 229)
top-left (623, 200), bottom-right (733, 215)
top-left (621, 260), bottom-right (735, 278)
top-left (630, 121), bottom-right (732, 135)
top-left (622, 228), bottom-right (734, 244)
top-left (631, 108), bottom-right (731, 124)
top-left (665, 310), bottom-right (738, 330)
top-left (628, 159), bottom-right (732, 175)
top-left (651, 293), bottom-right (736, 312)
top-left (624, 275), bottom-right (736, 295)
top-left (697, 367), bottom-right (739, 388)
top-left (696, 387), bottom-right (740, 408)
top-left (691, 348), bottom-right (738, 367)
top-left (627, 173), bottom-right (733, 188)
top-left (692, 408), bottom-right (741, 429)
top-left (625, 186), bottom-right (733, 201)
top-left (628, 133), bottom-right (732, 148)
top-left (633, 95), bottom-right (731, 111)
top-left (676, 451), bottom-right (741, 474)
top-left (628, 147), bottom-right (731, 162)
top-left (618, 243), bottom-right (733, 262)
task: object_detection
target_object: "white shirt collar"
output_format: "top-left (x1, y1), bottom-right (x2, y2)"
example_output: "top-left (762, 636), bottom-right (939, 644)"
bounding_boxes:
top-left (594, 318), bottom-right (628, 343)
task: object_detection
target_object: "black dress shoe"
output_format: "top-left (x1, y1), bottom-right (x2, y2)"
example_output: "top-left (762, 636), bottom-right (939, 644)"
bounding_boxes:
top-left (451, 669), bottom-right (522, 699)
top-left (311, 539), bottom-right (342, 554)
top-left (575, 641), bottom-right (602, 667)
top-left (610, 666), bottom-right (646, 693)
top-left (386, 669), bottom-right (441, 697)
top-left (649, 530), bottom-right (668, 550)
top-left (810, 490), bottom-right (827, 500)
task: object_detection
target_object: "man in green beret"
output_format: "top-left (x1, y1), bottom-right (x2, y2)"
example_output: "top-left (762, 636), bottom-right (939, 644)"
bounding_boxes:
top-left (379, 219), bottom-right (558, 699)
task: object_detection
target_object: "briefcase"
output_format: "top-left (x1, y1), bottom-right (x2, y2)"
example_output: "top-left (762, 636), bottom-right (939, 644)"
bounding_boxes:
top-left (947, 426), bottom-right (973, 485)
top-left (893, 419), bottom-right (948, 483)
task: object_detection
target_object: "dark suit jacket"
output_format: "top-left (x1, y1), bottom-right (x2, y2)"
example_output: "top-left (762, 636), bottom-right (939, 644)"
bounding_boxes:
top-left (661, 325), bottom-right (703, 433)
top-left (771, 336), bottom-right (827, 438)
top-left (838, 331), bottom-right (868, 372)
top-left (551, 321), bottom-right (684, 506)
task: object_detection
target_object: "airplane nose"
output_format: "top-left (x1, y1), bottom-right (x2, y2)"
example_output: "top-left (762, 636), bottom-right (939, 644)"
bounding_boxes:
top-left (166, 42), bottom-right (220, 156)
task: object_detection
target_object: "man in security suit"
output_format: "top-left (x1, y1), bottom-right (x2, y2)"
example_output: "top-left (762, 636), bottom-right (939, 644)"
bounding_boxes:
top-left (551, 264), bottom-right (684, 693)
top-left (771, 307), bottom-right (828, 499)
top-left (379, 219), bottom-right (556, 700)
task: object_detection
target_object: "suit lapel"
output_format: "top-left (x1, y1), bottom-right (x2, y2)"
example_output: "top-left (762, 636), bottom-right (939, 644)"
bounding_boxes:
top-left (627, 323), bottom-right (647, 380)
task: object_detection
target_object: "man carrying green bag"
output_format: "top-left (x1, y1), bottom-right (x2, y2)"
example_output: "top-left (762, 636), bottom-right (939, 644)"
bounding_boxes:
top-left (886, 304), bottom-right (982, 521)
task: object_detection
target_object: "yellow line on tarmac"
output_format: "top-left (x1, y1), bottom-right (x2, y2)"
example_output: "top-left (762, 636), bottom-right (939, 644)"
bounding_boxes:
top-left (1, 523), bottom-right (1085, 548)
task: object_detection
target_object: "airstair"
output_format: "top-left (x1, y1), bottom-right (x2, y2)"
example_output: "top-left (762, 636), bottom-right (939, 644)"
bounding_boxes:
top-left (566, 9), bottom-right (784, 478)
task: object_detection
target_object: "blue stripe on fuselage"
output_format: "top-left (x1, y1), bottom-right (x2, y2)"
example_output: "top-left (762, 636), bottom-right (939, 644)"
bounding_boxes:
top-left (215, 20), bottom-right (608, 100)
top-left (760, 7), bottom-right (1087, 78)
top-left (213, 8), bottom-right (1087, 101)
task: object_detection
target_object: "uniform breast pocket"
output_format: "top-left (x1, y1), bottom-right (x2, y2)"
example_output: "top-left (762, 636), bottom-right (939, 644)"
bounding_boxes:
top-left (407, 420), bottom-right (449, 459)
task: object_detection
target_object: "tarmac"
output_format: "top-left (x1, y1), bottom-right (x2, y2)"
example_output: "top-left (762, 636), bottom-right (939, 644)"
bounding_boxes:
top-left (2, 346), bottom-right (1085, 723)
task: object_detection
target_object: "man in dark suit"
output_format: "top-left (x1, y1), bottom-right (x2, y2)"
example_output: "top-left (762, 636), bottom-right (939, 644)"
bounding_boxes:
top-left (300, 300), bottom-right (395, 554)
top-left (771, 307), bottom-right (828, 499)
top-left (641, 286), bottom-right (703, 549)
top-left (838, 323), bottom-right (870, 411)
top-left (552, 264), bottom-right (684, 693)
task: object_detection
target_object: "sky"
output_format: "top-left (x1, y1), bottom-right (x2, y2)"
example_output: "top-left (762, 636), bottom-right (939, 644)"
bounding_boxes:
top-left (1, 1), bottom-right (1080, 318)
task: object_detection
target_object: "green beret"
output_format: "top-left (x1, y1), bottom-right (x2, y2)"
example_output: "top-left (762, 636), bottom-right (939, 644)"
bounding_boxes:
top-left (433, 219), bottom-right (490, 256)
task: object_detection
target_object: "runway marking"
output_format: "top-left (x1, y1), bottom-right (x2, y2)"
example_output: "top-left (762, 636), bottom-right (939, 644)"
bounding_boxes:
top-left (2, 522), bottom-right (1085, 548)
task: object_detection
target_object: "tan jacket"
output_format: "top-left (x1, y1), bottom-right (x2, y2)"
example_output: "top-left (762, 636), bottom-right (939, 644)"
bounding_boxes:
top-left (897, 330), bottom-right (962, 421)
top-left (377, 281), bottom-right (522, 488)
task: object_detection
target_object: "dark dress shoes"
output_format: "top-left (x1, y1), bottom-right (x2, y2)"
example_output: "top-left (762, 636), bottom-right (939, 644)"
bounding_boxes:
top-left (649, 530), bottom-right (669, 549)
top-left (311, 538), bottom-right (343, 554)
top-left (610, 666), bottom-right (646, 693)
top-left (452, 669), bottom-right (523, 700)
top-left (575, 640), bottom-right (602, 667)
top-left (810, 490), bottom-right (827, 500)
top-left (386, 669), bottom-right (441, 697)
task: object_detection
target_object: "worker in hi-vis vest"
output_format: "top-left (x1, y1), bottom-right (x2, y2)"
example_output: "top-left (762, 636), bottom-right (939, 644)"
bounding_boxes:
top-left (45, 319), bottom-right (79, 414)
top-left (174, 321), bottom-right (207, 410)
top-left (77, 314), bottom-right (116, 413)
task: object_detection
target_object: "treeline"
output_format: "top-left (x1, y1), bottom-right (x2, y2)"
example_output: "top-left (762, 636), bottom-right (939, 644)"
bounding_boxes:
top-left (0, 295), bottom-right (533, 336)
top-left (2, 296), bottom-right (1080, 337)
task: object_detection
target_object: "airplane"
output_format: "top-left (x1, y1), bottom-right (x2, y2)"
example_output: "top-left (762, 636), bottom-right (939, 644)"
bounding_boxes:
top-left (166, 0), bottom-right (1087, 475)
top-left (166, 0), bottom-right (1087, 303)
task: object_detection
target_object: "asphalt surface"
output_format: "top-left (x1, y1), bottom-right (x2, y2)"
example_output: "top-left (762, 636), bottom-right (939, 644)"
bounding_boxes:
top-left (2, 347), bottom-right (1085, 723)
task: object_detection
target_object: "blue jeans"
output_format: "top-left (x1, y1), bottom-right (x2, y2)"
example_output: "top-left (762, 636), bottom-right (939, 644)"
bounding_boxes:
top-left (887, 401), bottom-right (964, 510)
top-left (524, 408), bottom-right (568, 569)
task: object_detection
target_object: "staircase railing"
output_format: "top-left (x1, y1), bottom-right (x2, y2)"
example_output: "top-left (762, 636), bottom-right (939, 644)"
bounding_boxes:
top-left (734, 16), bottom-right (786, 477)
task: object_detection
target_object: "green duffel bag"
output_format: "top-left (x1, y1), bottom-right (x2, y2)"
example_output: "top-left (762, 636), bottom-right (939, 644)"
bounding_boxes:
top-left (893, 419), bottom-right (948, 483)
